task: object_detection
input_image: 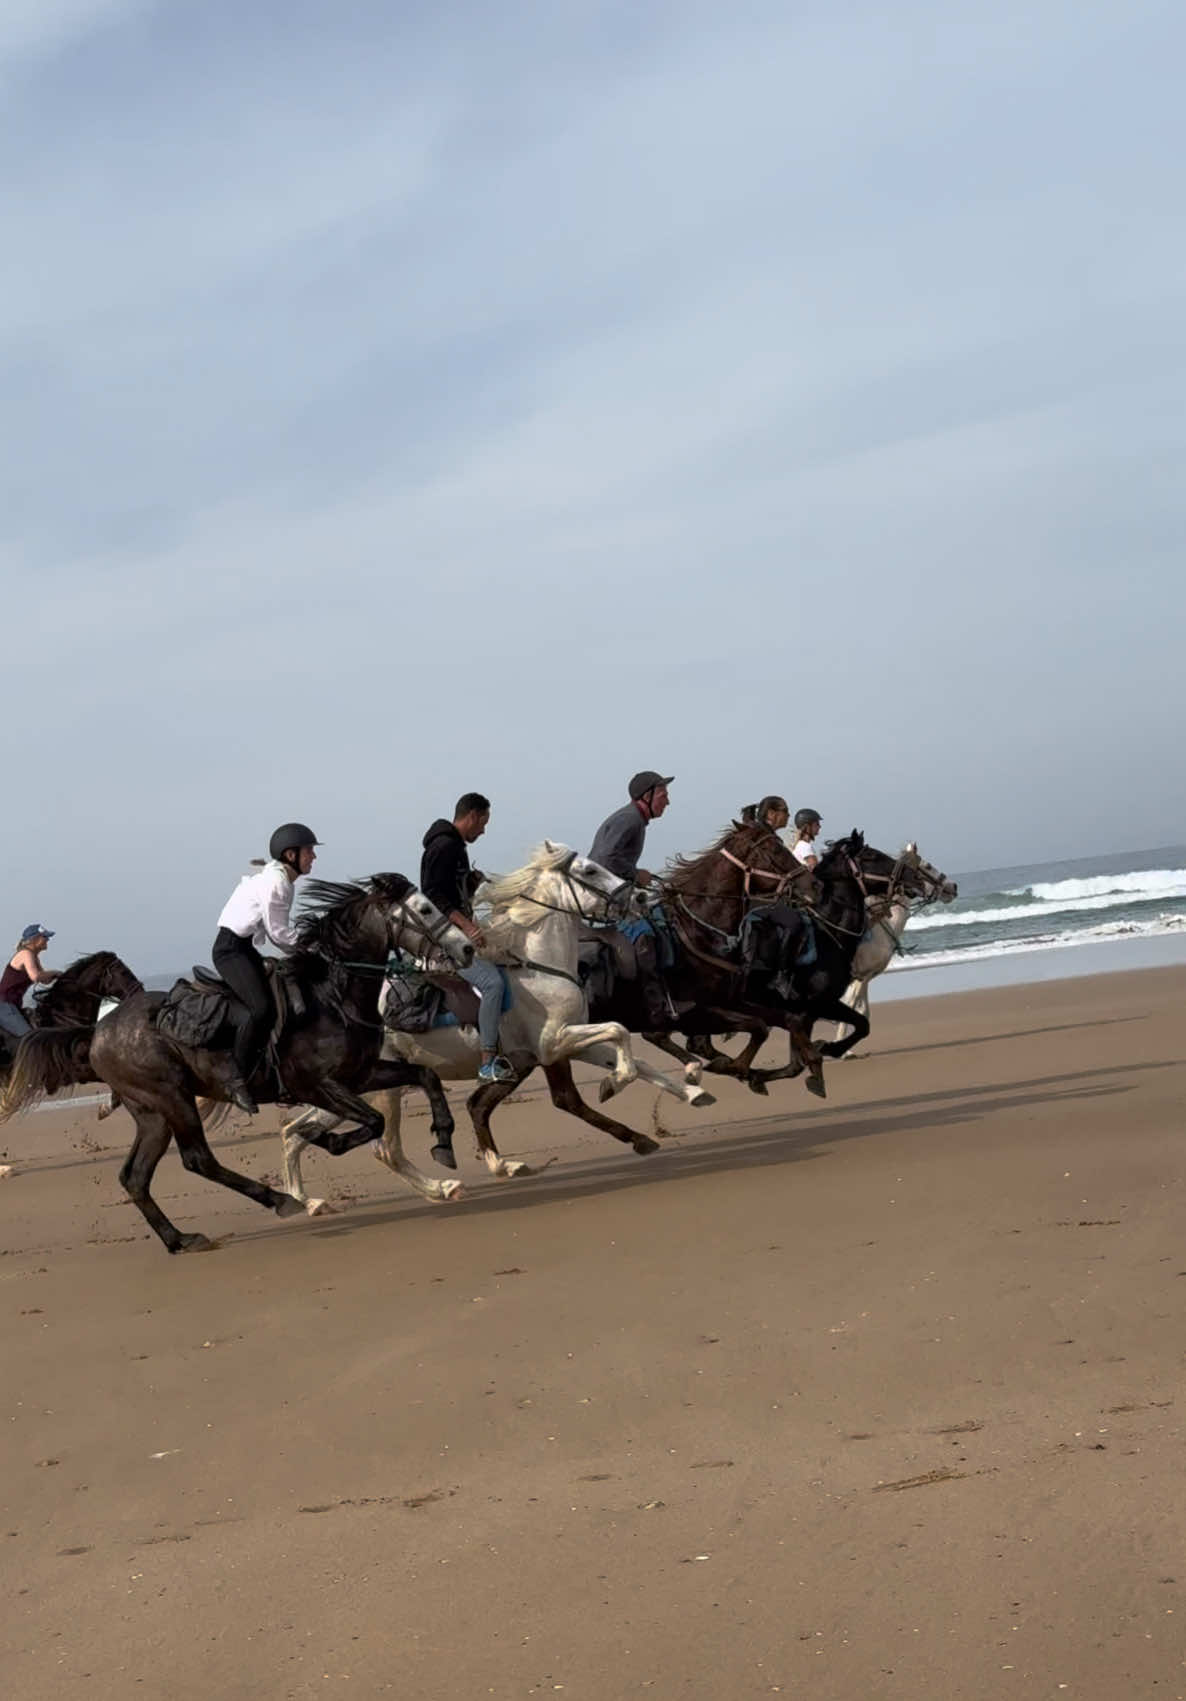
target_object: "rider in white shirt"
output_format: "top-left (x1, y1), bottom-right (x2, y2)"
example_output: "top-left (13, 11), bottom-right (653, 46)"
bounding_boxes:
top-left (789, 808), bottom-right (823, 870)
top-left (212, 823), bottom-right (319, 1113)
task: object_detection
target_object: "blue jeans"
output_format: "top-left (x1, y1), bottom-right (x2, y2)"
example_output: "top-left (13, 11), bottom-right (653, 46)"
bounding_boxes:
top-left (460, 959), bottom-right (505, 1052)
top-left (0, 1002), bottom-right (31, 1041)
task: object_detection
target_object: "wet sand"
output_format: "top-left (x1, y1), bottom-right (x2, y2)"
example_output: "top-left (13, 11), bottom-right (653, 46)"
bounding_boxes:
top-left (3, 966), bottom-right (1185, 1700)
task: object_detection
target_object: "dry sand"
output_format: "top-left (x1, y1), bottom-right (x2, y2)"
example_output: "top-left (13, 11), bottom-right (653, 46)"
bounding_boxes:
top-left (2, 965), bottom-right (1185, 1700)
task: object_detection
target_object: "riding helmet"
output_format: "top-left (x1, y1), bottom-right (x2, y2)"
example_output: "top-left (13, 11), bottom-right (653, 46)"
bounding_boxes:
top-left (793, 808), bottom-right (822, 829)
top-left (269, 822), bottom-right (321, 861)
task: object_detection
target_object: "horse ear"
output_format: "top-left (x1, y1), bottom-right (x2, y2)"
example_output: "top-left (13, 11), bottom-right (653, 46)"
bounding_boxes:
top-left (906, 840), bottom-right (917, 854)
top-left (543, 838), bottom-right (555, 853)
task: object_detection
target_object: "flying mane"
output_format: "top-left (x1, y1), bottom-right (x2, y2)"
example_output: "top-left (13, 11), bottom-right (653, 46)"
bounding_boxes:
top-left (480, 843), bottom-right (580, 946)
top-left (292, 873), bottom-right (413, 959)
top-left (662, 821), bottom-right (794, 894)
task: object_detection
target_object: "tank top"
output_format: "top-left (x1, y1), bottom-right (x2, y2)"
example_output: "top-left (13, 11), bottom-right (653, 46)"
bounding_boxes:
top-left (0, 957), bottom-right (32, 1006)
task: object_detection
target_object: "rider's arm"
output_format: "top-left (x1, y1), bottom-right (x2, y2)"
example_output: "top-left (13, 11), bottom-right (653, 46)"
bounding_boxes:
top-left (16, 949), bottom-right (59, 983)
top-left (261, 870), bottom-right (301, 952)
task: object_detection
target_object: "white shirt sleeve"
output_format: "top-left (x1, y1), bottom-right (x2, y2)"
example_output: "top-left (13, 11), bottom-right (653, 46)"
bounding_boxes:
top-left (792, 840), bottom-right (817, 867)
top-left (259, 866), bottom-right (301, 951)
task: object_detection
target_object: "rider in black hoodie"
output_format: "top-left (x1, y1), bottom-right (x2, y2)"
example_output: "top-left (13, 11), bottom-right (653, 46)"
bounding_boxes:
top-left (420, 793), bottom-right (513, 1084)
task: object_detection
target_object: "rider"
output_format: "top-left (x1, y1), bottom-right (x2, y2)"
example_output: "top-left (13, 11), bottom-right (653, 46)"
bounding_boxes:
top-left (590, 771), bottom-right (672, 885)
top-left (213, 823), bottom-right (319, 1114)
top-left (789, 807), bottom-right (823, 870)
top-left (420, 793), bottom-right (514, 1084)
top-left (0, 925), bottom-right (60, 1044)
top-left (741, 796), bottom-right (790, 832)
top-left (588, 772), bottom-right (674, 1028)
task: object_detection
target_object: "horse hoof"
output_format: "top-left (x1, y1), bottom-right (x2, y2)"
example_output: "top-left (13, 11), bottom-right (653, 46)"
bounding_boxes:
top-left (687, 1088), bottom-right (716, 1109)
top-left (597, 1077), bottom-right (617, 1104)
top-left (502, 1160), bottom-right (531, 1179)
top-left (633, 1134), bottom-right (660, 1156)
top-left (805, 1077), bottom-right (827, 1100)
top-left (431, 1143), bottom-right (458, 1171)
top-left (746, 1076), bottom-right (769, 1097)
top-left (171, 1232), bottom-right (218, 1255)
top-left (683, 1060), bottom-right (704, 1087)
top-left (274, 1194), bottom-right (308, 1219)
top-left (305, 1197), bottom-right (338, 1218)
top-left (438, 1179), bottom-right (464, 1202)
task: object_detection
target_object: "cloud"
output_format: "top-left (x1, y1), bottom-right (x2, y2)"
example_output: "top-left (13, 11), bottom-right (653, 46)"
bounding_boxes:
top-left (3, 0), bottom-right (1184, 966)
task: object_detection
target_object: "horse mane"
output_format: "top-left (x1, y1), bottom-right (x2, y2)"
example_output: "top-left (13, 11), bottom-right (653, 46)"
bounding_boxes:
top-left (480, 843), bottom-right (576, 911)
top-left (662, 821), bottom-right (791, 892)
top-left (292, 873), bottom-right (413, 959)
top-left (479, 843), bottom-right (580, 948)
top-left (30, 950), bottom-right (122, 1015)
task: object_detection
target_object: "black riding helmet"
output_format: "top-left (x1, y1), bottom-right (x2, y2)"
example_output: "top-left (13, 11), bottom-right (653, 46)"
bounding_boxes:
top-left (793, 808), bottom-right (822, 829)
top-left (270, 822), bottom-right (321, 865)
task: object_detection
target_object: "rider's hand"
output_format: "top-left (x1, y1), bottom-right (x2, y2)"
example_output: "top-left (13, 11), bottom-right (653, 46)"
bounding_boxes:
top-left (466, 922), bottom-right (487, 949)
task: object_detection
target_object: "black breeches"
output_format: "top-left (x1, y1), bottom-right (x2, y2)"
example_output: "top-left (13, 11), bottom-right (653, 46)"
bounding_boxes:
top-left (212, 929), bottom-right (271, 1080)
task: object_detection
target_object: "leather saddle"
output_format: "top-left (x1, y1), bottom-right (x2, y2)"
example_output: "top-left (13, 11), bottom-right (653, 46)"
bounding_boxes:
top-left (190, 959), bottom-right (306, 1021)
top-left (383, 972), bottom-right (482, 1036)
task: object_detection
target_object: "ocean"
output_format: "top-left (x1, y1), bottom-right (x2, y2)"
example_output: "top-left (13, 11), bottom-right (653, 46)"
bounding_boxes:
top-left (880, 843), bottom-right (1186, 999)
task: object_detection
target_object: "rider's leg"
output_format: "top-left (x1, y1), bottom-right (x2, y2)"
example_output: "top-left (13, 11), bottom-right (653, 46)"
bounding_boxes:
top-left (211, 930), bottom-right (270, 1112)
top-left (459, 958), bottom-right (512, 1080)
top-left (0, 1002), bottom-right (32, 1042)
top-left (632, 930), bottom-right (670, 1029)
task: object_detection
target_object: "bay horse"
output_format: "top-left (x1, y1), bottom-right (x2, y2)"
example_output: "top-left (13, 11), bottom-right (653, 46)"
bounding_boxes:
top-left (1, 876), bottom-right (472, 1254)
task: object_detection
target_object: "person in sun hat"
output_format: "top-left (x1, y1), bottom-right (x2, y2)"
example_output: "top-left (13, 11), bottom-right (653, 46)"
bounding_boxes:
top-left (0, 924), bottom-right (61, 1042)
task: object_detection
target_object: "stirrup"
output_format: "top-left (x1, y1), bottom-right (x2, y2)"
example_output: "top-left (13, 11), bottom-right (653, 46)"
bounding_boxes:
top-left (477, 1056), bottom-right (514, 1084)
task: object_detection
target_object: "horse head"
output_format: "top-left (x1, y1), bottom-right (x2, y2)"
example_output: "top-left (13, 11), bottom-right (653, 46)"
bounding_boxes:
top-left (371, 874), bottom-right (475, 968)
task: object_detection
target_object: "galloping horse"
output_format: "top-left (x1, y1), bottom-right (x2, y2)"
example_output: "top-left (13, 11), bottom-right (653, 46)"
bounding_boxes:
top-left (279, 844), bottom-right (717, 1206)
top-left (830, 845), bottom-right (958, 1053)
top-left (2, 876), bottom-right (472, 1254)
top-left (0, 950), bottom-right (142, 1097)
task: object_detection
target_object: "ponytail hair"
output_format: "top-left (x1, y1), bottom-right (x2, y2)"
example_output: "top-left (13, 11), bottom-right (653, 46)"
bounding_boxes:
top-left (743, 795), bottom-right (788, 828)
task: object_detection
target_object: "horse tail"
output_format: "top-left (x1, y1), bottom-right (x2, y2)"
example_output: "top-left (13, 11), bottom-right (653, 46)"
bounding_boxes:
top-left (0, 1025), bottom-right (96, 1121)
top-left (195, 1096), bottom-right (234, 1133)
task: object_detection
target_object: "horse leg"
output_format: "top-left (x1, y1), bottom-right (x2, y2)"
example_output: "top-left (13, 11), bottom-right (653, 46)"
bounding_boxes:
top-left (746, 1024), bottom-right (827, 1097)
top-left (369, 1086), bottom-right (464, 1203)
top-left (465, 1056), bottom-right (538, 1178)
top-left (567, 1031), bottom-right (713, 1109)
top-left (168, 1091), bottom-right (309, 1229)
top-left (118, 1112), bottom-right (204, 1255)
top-left (639, 1031), bottom-right (714, 1100)
top-left (278, 1105), bottom-right (340, 1216)
top-left (836, 981), bottom-right (871, 1056)
top-left (364, 1059), bottom-right (455, 1152)
top-left (543, 1060), bottom-right (661, 1156)
top-left (816, 999), bottom-right (870, 1061)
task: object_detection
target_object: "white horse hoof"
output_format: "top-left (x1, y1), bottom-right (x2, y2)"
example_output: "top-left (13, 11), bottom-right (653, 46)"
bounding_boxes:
top-left (305, 1197), bottom-right (337, 1217)
top-left (426, 1179), bottom-right (464, 1203)
top-left (274, 1193), bottom-right (308, 1220)
top-left (683, 1059), bottom-right (704, 1087)
top-left (501, 1160), bottom-right (531, 1179)
top-left (687, 1088), bottom-right (717, 1109)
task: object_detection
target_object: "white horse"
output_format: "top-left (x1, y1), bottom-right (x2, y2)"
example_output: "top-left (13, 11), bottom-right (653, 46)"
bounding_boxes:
top-left (832, 844), bottom-right (957, 1051)
top-left (280, 843), bottom-right (715, 1205)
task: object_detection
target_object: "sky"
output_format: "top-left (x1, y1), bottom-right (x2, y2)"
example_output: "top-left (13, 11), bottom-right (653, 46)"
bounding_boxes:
top-left (4, 0), bottom-right (1184, 973)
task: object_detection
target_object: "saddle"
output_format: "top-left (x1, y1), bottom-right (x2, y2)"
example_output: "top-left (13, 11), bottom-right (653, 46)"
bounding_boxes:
top-left (154, 959), bottom-right (304, 1052)
top-left (382, 972), bottom-right (493, 1036)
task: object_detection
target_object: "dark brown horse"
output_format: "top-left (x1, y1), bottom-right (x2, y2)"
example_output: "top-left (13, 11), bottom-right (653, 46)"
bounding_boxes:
top-left (0, 950), bottom-right (143, 1094)
top-left (2, 876), bottom-right (472, 1254)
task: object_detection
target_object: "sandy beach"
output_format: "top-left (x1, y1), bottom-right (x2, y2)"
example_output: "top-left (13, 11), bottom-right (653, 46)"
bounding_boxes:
top-left (3, 963), bottom-right (1185, 1700)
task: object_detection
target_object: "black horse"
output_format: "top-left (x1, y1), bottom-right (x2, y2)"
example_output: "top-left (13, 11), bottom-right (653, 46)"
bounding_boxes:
top-left (0, 950), bottom-right (143, 1091)
top-left (2, 876), bottom-right (472, 1254)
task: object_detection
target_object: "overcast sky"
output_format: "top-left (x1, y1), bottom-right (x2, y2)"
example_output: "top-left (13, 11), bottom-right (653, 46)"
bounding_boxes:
top-left (4, 0), bottom-right (1183, 971)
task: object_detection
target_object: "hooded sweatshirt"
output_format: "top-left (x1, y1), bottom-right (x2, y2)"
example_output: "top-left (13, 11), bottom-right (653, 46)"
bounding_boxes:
top-left (420, 819), bottom-right (475, 919)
